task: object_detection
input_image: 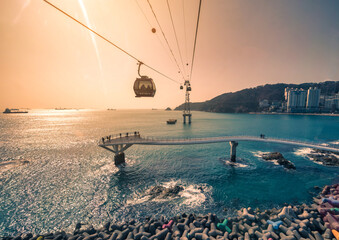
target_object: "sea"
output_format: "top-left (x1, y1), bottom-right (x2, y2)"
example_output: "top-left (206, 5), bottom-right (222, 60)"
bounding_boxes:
top-left (0, 109), bottom-right (338, 235)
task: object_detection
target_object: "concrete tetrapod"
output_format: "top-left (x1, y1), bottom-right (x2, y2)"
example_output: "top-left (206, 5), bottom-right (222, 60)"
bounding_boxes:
top-left (266, 220), bottom-right (283, 230)
top-left (322, 197), bottom-right (339, 207)
top-left (332, 229), bottom-right (339, 240)
top-left (325, 212), bottom-right (339, 231)
top-left (216, 219), bottom-right (231, 233)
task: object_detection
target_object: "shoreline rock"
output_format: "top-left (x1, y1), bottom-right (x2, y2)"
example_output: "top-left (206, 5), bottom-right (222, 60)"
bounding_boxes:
top-left (307, 149), bottom-right (339, 166)
top-left (262, 152), bottom-right (296, 170)
top-left (146, 185), bottom-right (184, 199)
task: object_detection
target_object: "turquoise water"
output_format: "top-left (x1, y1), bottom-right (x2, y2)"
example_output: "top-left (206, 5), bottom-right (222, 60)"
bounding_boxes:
top-left (0, 110), bottom-right (338, 235)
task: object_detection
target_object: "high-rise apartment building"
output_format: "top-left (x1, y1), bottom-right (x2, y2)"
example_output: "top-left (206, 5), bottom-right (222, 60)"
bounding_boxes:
top-left (286, 88), bottom-right (307, 112)
top-left (285, 87), bottom-right (322, 113)
top-left (306, 87), bottom-right (320, 111)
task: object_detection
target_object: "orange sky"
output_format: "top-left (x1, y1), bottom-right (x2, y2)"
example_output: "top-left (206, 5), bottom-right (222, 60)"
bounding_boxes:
top-left (1, 0), bottom-right (338, 109)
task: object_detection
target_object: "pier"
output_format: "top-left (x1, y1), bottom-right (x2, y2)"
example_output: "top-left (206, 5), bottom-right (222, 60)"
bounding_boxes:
top-left (98, 133), bottom-right (339, 165)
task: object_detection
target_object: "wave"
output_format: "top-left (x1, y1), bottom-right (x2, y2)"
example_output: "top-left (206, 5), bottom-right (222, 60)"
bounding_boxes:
top-left (125, 179), bottom-right (212, 208)
top-left (251, 151), bottom-right (270, 159)
top-left (294, 147), bottom-right (313, 157)
top-left (0, 159), bottom-right (29, 174)
top-left (294, 147), bottom-right (339, 166)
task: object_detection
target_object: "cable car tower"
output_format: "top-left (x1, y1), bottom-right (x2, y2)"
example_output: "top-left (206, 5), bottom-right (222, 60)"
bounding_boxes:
top-left (182, 80), bottom-right (192, 124)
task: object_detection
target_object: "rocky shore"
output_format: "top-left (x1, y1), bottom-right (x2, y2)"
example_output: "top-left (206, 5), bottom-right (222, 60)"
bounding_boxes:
top-left (261, 152), bottom-right (296, 170)
top-left (306, 149), bottom-right (339, 166)
top-left (4, 183), bottom-right (339, 240)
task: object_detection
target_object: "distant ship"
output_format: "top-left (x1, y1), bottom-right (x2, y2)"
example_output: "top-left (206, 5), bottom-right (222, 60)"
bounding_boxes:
top-left (3, 108), bottom-right (28, 114)
top-left (107, 108), bottom-right (116, 111)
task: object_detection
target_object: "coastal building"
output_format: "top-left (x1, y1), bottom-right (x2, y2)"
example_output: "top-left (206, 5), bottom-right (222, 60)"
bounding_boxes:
top-left (284, 88), bottom-right (290, 101)
top-left (271, 101), bottom-right (282, 108)
top-left (319, 95), bottom-right (326, 108)
top-left (268, 101), bottom-right (283, 112)
top-left (286, 88), bottom-right (307, 112)
top-left (335, 93), bottom-right (339, 111)
top-left (306, 87), bottom-right (320, 112)
top-left (324, 96), bottom-right (336, 111)
top-left (259, 99), bottom-right (269, 108)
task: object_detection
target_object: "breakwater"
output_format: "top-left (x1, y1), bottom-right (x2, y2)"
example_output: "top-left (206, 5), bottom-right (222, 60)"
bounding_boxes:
top-left (3, 184), bottom-right (339, 240)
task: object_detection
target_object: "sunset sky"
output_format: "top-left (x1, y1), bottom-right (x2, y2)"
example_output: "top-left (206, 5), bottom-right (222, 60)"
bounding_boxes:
top-left (1, 0), bottom-right (338, 109)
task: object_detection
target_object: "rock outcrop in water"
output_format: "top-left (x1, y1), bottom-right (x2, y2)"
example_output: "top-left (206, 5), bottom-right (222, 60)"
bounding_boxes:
top-left (307, 149), bottom-right (339, 166)
top-left (262, 152), bottom-right (296, 170)
top-left (5, 184), bottom-right (339, 240)
top-left (147, 185), bottom-right (184, 199)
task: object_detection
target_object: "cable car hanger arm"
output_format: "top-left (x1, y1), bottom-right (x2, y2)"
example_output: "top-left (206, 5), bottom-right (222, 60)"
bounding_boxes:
top-left (137, 62), bottom-right (143, 77)
top-left (42, 0), bottom-right (181, 84)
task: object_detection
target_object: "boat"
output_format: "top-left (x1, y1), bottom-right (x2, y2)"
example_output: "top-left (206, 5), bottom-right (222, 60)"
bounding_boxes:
top-left (3, 108), bottom-right (28, 114)
top-left (107, 108), bottom-right (116, 111)
top-left (55, 108), bottom-right (72, 110)
top-left (167, 119), bottom-right (177, 124)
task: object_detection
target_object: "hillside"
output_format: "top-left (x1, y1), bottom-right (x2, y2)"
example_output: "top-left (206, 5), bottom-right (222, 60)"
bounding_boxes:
top-left (175, 81), bottom-right (339, 113)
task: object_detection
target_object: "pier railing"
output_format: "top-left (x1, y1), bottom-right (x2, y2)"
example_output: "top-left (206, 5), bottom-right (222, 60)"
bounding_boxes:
top-left (98, 134), bottom-right (338, 150)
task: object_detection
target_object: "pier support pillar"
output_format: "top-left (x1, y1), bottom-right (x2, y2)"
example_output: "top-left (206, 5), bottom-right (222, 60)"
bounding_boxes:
top-left (229, 141), bottom-right (238, 162)
top-left (114, 152), bottom-right (125, 165)
top-left (183, 114), bottom-right (192, 124)
top-left (110, 144), bottom-right (132, 166)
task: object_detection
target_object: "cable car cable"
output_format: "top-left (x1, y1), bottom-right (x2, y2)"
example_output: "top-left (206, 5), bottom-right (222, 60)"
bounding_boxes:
top-left (43, 0), bottom-right (181, 84)
top-left (134, 0), bottom-right (182, 78)
top-left (182, 0), bottom-right (189, 77)
top-left (189, 0), bottom-right (202, 82)
top-left (134, 0), bottom-right (153, 27)
top-left (166, 0), bottom-right (186, 77)
top-left (146, 0), bottom-right (185, 81)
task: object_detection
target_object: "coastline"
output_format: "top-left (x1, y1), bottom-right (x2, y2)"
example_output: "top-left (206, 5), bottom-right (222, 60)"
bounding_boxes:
top-left (249, 112), bottom-right (339, 117)
top-left (3, 183), bottom-right (339, 240)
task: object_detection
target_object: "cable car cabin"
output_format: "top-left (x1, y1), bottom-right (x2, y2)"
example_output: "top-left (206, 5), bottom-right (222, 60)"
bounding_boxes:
top-left (133, 76), bottom-right (156, 97)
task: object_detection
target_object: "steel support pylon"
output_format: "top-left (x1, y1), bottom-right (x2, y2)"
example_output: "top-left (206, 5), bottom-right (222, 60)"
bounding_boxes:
top-left (183, 80), bottom-right (192, 124)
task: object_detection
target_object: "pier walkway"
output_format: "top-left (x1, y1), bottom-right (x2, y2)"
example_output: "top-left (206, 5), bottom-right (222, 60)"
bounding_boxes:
top-left (98, 133), bottom-right (339, 165)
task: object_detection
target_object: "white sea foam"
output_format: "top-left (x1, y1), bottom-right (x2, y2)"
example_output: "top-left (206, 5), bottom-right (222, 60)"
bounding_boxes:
top-left (294, 147), bottom-right (339, 166)
top-left (125, 180), bottom-right (212, 208)
top-left (252, 151), bottom-right (285, 166)
top-left (251, 151), bottom-right (270, 158)
top-left (179, 184), bottom-right (207, 206)
top-left (224, 161), bottom-right (249, 168)
top-left (294, 147), bottom-right (313, 157)
top-left (125, 195), bottom-right (151, 205)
